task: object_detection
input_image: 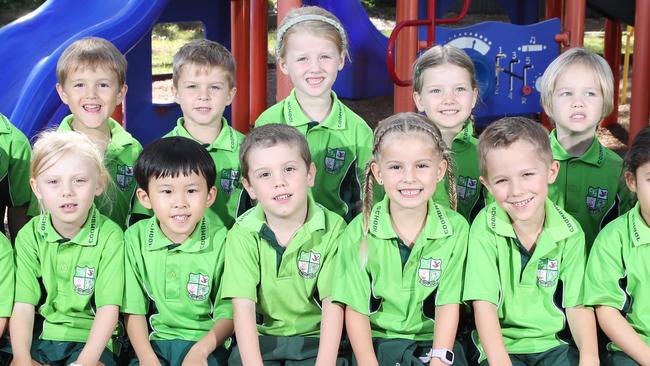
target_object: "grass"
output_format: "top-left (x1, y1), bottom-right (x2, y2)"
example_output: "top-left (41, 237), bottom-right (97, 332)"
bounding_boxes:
top-left (152, 22), bottom-right (204, 74)
top-left (584, 31), bottom-right (634, 55)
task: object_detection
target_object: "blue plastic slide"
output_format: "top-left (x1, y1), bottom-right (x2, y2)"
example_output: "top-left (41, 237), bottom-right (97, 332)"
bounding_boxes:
top-left (0, 0), bottom-right (169, 138)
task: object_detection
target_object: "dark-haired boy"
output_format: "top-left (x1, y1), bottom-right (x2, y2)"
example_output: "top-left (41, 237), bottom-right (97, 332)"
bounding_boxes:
top-left (123, 136), bottom-right (232, 365)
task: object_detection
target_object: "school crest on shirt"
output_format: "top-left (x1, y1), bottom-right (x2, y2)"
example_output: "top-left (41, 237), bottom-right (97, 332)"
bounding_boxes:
top-left (298, 251), bottom-right (321, 279)
top-left (586, 186), bottom-right (609, 214)
top-left (115, 164), bottom-right (134, 191)
top-left (219, 169), bottom-right (240, 196)
top-left (457, 176), bottom-right (478, 201)
top-left (187, 273), bottom-right (210, 301)
top-left (537, 258), bottom-right (559, 287)
top-left (73, 266), bottom-right (96, 295)
top-left (418, 258), bottom-right (442, 287)
top-left (324, 148), bottom-right (346, 174)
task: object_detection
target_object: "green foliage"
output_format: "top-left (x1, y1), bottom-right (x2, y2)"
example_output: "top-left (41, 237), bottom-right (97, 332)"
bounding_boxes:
top-left (152, 22), bottom-right (204, 75)
top-left (361, 0), bottom-right (396, 8)
top-left (0, 0), bottom-right (44, 11)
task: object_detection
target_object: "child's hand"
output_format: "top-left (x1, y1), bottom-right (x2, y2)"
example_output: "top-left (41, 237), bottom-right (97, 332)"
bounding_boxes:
top-left (181, 344), bottom-right (209, 366)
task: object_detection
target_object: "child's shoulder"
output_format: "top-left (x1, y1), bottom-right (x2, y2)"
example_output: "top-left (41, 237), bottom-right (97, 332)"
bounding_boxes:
top-left (0, 113), bottom-right (29, 144)
top-left (255, 100), bottom-right (287, 126)
top-left (108, 118), bottom-right (143, 152)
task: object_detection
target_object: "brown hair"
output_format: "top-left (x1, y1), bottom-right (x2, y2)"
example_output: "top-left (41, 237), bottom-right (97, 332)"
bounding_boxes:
top-left (172, 39), bottom-right (236, 88)
top-left (625, 127), bottom-right (650, 176)
top-left (478, 116), bottom-right (552, 178)
top-left (57, 37), bottom-right (127, 87)
top-left (276, 6), bottom-right (348, 59)
top-left (240, 124), bottom-right (311, 180)
top-left (412, 44), bottom-right (477, 94)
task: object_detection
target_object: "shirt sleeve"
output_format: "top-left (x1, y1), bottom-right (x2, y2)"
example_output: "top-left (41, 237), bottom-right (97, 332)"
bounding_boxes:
top-left (8, 129), bottom-right (32, 207)
top-left (95, 224), bottom-right (125, 307)
top-left (13, 222), bottom-right (42, 305)
top-left (583, 225), bottom-right (626, 309)
top-left (559, 228), bottom-right (587, 308)
top-left (316, 215), bottom-right (347, 300)
top-left (220, 224), bottom-right (261, 302)
top-left (462, 215), bottom-right (501, 305)
top-left (122, 229), bottom-right (149, 315)
top-left (436, 216), bottom-right (469, 306)
top-left (211, 229), bottom-right (233, 320)
top-left (0, 234), bottom-right (14, 317)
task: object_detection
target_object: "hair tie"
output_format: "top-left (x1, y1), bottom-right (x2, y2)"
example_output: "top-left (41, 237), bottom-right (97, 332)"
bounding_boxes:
top-left (276, 14), bottom-right (348, 56)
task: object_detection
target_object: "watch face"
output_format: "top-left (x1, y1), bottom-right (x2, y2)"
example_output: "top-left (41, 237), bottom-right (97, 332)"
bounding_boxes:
top-left (445, 350), bottom-right (454, 362)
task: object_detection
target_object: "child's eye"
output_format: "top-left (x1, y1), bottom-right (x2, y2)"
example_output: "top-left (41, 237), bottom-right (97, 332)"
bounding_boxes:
top-left (74, 178), bottom-right (88, 184)
top-left (585, 91), bottom-right (598, 97)
top-left (523, 172), bottom-right (535, 177)
top-left (73, 83), bottom-right (84, 88)
top-left (429, 88), bottom-right (442, 94)
top-left (388, 164), bottom-right (401, 170)
top-left (160, 189), bottom-right (172, 194)
top-left (297, 57), bottom-right (308, 62)
top-left (99, 83), bottom-right (111, 88)
top-left (258, 172), bottom-right (270, 179)
top-left (494, 178), bottom-right (507, 185)
top-left (320, 54), bottom-right (332, 60)
top-left (455, 86), bottom-right (467, 93)
top-left (285, 166), bottom-right (296, 173)
top-left (186, 84), bottom-right (197, 89)
top-left (187, 188), bottom-right (198, 194)
top-left (47, 179), bottom-right (58, 185)
top-left (559, 91), bottom-right (572, 97)
top-left (210, 85), bottom-right (222, 91)
top-left (416, 163), bottom-right (429, 169)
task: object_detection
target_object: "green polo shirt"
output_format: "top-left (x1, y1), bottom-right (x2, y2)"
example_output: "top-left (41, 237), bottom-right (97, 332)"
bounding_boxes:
top-left (0, 113), bottom-right (32, 211)
top-left (331, 196), bottom-right (468, 340)
top-left (57, 115), bottom-right (143, 229)
top-left (221, 197), bottom-right (346, 337)
top-left (0, 233), bottom-right (13, 317)
top-left (463, 200), bottom-right (586, 362)
top-left (549, 130), bottom-right (634, 249)
top-left (255, 90), bottom-right (375, 222)
top-left (433, 121), bottom-right (483, 222)
top-left (123, 214), bottom-right (231, 341)
top-left (131, 118), bottom-right (246, 228)
top-left (584, 203), bottom-right (650, 352)
top-left (14, 206), bottom-right (124, 343)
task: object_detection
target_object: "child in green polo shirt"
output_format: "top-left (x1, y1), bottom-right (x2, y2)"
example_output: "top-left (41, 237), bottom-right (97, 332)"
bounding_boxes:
top-left (255, 6), bottom-right (375, 222)
top-left (584, 127), bottom-right (650, 366)
top-left (52, 37), bottom-right (142, 229)
top-left (0, 113), bottom-right (32, 242)
top-left (331, 113), bottom-right (468, 366)
top-left (412, 44), bottom-right (483, 222)
top-left (463, 117), bottom-right (598, 365)
top-left (221, 124), bottom-right (348, 365)
top-left (123, 136), bottom-right (232, 366)
top-left (540, 47), bottom-right (633, 248)
top-left (0, 232), bottom-right (13, 345)
top-left (11, 131), bottom-right (124, 366)
top-left (130, 39), bottom-right (246, 228)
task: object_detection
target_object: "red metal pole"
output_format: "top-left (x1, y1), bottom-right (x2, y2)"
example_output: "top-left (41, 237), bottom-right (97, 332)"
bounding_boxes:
top-left (545, 0), bottom-right (562, 19)
top-left (231, 0), bottom-right (250, 133)
top-left (393, 0), bottom-right (418, 113)
top-left (602, 19), bottom-right (621, 128)
top-left (629, 0), bottom-right (650, 143)
top-left (275, 0), bottom-right (302, 102)
top-left (249, 0), bottom-right (268, 130)
top-left (564, 0), bottom-right (585, 47)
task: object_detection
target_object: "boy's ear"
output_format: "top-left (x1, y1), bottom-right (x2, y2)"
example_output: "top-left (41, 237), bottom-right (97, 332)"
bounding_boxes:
top-left (29, 177), bottom-right (41, 200)
top-left (307, 163), bottom-right (316, 187)
top-left (277, 57), bottom-right (290, 76)
top-left (116, 84), bottom-right (128, 104)
top-left (547, 160), bottom-right (560, 184)
top-left (56, 83), bottom-right (70, 105)
top-left (226, 87), bottom-right (237, 106)
top-left (241, 177), bottom-right (257, 200)
top-left (206, 186), bottom-right (217, 207)
top-left (624, 171), bottom-right (637, 193)
top-left (136, 188), bottom-right (153, 209)
top-left (479, 175), bottom-right (492, 195)
top-left (471, 87), bottom-right (479, 109)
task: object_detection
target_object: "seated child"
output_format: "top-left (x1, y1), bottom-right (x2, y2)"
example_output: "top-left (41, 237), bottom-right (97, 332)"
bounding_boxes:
top-left (131, 39), bottom-right (246, 228)
top-left (255, 6), bottom-right (375, 222)
top-left (221, 124), bottom-right (348, 365)
top-left (463, 117), bottom-right (598, 365)
top-left (52, 37), bottom-right (142, 229)
top-left (123, 136), bottom-right (232, 365)
top-left (11, 131), bottom-right (124, 366)
top-left (584, 127), bottom-right (650, 366)
top-left (540, 47), bottom-right (634, 248)
top-left (332, 112), bottom-right (469, 366)
top-left (0, 113), bottom-right (32, 241)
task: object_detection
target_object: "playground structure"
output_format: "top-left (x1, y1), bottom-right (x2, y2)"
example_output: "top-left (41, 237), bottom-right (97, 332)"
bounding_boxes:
top-left (0, 0), bottom-right (646, 144)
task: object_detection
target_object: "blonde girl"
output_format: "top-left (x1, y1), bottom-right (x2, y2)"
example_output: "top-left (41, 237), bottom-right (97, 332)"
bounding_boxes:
top-left (331, 113), bottom-right (469, 366)
top-left (10, 131), bottom-right (123, 366)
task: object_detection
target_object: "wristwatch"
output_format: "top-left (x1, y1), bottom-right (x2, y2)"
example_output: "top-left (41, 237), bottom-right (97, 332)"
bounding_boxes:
top-left (430, 348), bottom-right (454, 365)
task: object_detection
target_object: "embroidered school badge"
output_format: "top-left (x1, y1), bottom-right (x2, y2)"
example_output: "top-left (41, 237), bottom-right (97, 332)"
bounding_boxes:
top-left (586, 187), bottom-right (609, 214)
top-left (298, 251), bottom-right (321, 279)
top-left (537, 258), bottom-right (559, 287)
top-left (219, 169), bottom-right (240, 196)
top-left (324, 148), bottom-right (346, 174)
top-left (73, 266), bottom-right (96, 295)
top-left (418, 258), bottom-right (442, 287)
top-left (457, 176), bottom-right (478, 200)
top-left (187, 273), bottom-right (210, 301)
top-left (116, 164), bottom-right (134, 191)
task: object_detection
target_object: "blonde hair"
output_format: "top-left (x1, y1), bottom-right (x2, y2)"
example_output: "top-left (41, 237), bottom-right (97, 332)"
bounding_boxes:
top-left (32, 130), bottom-right (110, 213)
top-left (359, 113), bottom-right (455, 264)
top-left (540, 47), bottom-right (614, 121)
top-left (57, 37), bottom-right (127, 87)
top-left (276, 6), bottom-right (348, 60)
top-left (412, 44), bottom-right (478, 94)
top-left (478, 116), bottom-right (552, 178)
top-left (172, 39), bottom-right (235, 88)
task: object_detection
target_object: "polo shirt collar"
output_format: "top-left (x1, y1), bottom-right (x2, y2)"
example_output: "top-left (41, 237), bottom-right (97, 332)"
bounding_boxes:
top-left (451, 120), bottom-right (475, 151)
top-left (550, 129), bottom-right (604, 166)
top-left (146, 215), bottom-right (211, 252)
top-left (368, 195), bottom-right (454, 241)
top-left (59, 115), bottom-right (135, 153)
top-left (174, 117), bottom-right (238, 152)
top-left (629, 203), bottom-right (650, 246)
top-left (237, 195), bottom-right (326, 234)
top-left (38, 205), bottom-right (101, 246)
top-left (0, 114), bottom-right (12, 134)
top-left (282, 89), bottom-right (346, 130)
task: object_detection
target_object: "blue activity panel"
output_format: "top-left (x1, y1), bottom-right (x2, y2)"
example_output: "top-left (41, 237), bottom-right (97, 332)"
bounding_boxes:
top-left (434, 18), bottom-right (561, 126)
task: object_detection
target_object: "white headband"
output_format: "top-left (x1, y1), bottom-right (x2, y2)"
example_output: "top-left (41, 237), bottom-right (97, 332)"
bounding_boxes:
top-left (275, 14), bottom-right (348, 56)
